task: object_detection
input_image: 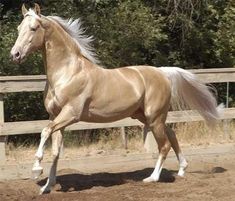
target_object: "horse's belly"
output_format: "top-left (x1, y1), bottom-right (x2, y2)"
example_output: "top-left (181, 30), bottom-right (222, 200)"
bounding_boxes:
top-left (80, 113), bottom-right (126, 123)
top-left (80, 101), bottom-right (140, 123)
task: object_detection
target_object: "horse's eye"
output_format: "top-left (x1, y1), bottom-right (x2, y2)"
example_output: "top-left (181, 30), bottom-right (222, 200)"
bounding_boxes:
top-left (31, 27), bottom-right (37, 32)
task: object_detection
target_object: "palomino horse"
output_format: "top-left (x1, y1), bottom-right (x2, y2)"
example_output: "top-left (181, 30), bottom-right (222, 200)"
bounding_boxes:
top-left (11, 4), bottom-right (220, 194)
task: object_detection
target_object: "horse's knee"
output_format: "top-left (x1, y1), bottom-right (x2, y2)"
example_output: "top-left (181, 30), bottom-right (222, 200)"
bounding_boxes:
top-left (41, 127), bottom-right (52, 138)
top-left (51, 131), bottom-right (63, 156)
top-left (52, 147), bottom-right (60, 158)
top-left (52, 141), bottom-right (62, 158)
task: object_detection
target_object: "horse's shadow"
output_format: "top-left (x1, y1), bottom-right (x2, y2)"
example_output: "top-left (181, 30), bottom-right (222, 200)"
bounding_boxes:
top-left (37, 168), bottom-right (176, 192)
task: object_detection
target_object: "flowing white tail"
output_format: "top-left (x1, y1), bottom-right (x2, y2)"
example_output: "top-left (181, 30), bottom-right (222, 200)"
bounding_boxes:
top-left (160, 67), bottom-right (222, 126)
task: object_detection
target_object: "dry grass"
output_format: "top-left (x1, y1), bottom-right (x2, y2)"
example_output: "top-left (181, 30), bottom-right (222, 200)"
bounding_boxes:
top-left (6, 121), bottom-right (235, 162)
top-left (175, 120), bottom-right (235, 145)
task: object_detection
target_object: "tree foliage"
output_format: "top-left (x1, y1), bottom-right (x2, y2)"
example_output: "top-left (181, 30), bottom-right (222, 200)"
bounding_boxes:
top-left (0, 0), bottom-right (234, 126)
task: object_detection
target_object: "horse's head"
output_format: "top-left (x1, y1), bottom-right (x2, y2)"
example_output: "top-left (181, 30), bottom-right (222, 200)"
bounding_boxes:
top-left (11, 4), bottom-right (45, 63)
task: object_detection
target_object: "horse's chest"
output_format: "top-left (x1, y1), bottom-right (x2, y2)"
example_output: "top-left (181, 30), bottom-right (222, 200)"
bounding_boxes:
top-left (45, 88), bottom-right (66, 116)
top-left (46, 98), bottom-right (59, 115)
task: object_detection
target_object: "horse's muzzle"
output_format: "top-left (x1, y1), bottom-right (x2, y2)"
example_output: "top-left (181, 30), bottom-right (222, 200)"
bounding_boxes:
top-left (10, 48), bottom-right (24, 64)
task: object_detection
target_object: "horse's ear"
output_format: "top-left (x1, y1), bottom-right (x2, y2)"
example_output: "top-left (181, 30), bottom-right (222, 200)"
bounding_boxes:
top-left (21, 4), bottom-right (28, 16)
top-left (34, 3), bottom-right (41, 16)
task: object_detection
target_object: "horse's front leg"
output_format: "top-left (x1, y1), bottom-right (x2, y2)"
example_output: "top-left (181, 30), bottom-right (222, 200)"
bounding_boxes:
top-left (39, 130), bottom-right (63, 194)
top-left (32, 124), bottom-right (52, 179)
top-left (32, 105), bottom-right (79, 179)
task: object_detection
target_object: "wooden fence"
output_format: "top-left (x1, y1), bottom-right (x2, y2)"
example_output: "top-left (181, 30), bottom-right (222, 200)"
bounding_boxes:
top-left (0, 68), bottom-right (235, 161)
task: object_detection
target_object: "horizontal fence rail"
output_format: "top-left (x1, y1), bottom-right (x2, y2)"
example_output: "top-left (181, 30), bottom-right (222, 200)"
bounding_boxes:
top-left (1, 68), bottom-right (235, 93)
top-left (0, 68), bottom-right (235, 160)
top-left (1, 108), bottom-right (235, 136)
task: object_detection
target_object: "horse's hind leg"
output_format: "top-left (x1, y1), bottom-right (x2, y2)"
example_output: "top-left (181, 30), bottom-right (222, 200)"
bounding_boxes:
top-left (166, 126), bottom-right (188, 176)
top-left (143, 116), bottom-right (171, 182)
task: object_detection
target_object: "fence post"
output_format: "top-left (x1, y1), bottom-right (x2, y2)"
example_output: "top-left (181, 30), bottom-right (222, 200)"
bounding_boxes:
top-left (0, 93), bottom-right (6, 162)
top-left (223, 82), bottom-right (230, 139)
top-left (121, 127), bottom-right (127, 149)
top-left (143, 126), bottom-right (157, 153)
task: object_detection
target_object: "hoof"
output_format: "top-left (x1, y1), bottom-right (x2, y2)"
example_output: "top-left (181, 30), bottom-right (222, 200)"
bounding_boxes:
top-left (32, 166), bottom-right (43, 180)
top-left (177, 168), bottom-right (185, 177)
top-left (39, 187), bottom-right (50, 195)
top-left (50, 180), bottom-right (56, 187)
top-left (178, 162), bottom-right (188, 177)
top-left (143, 176), bottom-right (158, 183)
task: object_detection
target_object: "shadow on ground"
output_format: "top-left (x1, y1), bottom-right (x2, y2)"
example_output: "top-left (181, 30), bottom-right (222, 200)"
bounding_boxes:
top-left (189, 166), bottom-right (227, 174)
top-left (37, 168), bottom-right (176, 192)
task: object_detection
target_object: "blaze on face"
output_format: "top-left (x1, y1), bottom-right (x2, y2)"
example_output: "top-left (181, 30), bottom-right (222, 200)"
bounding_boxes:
top-left (10, 4), bottom-right (45, 63)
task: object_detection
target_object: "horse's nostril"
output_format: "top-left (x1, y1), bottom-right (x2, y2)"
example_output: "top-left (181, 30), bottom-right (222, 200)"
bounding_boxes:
top-left (15, 52), bottom-right (20, 58)
top-left (10, 49), bottom-right (21, 62)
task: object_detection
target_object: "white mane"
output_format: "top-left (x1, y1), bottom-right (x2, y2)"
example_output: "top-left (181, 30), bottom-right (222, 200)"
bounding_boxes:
top-left (47, 16), bottom-right (99, 64)
top-left (25, 9), bottom-right (99, 64)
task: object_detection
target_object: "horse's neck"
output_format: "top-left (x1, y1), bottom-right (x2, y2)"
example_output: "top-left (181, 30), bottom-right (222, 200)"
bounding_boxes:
top-left (42, 23), bottom-right (84, 86)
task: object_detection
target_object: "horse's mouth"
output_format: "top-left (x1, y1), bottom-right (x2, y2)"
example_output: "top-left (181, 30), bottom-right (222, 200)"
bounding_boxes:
top-left (11, 54), bottom-right (26, 64)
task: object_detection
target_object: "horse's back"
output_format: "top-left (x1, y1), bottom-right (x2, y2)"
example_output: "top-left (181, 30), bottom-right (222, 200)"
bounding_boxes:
top-left (100, 65), bottom-right (171, 107)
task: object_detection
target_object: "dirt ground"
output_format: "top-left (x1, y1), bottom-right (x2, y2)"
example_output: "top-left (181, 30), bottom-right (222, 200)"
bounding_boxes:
top-left (0, 144), bottom-right (235, 201)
